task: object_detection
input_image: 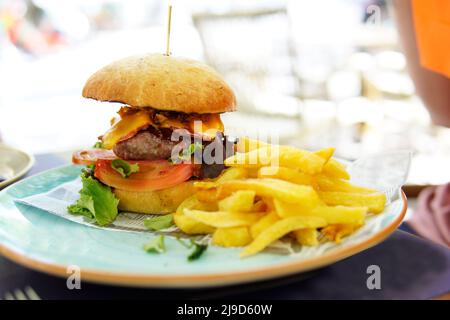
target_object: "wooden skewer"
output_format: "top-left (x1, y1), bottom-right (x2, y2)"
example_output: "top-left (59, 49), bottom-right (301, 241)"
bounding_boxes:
top-left (165, 5), bottom-right (172, 56)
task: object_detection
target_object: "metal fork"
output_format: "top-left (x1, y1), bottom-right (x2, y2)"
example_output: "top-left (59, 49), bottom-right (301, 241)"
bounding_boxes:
top-left (3, 286), bottom-right (41, 300)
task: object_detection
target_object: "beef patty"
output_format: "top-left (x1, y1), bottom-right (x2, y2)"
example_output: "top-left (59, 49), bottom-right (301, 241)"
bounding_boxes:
top-left (113, 127), bottom-right (178, 161)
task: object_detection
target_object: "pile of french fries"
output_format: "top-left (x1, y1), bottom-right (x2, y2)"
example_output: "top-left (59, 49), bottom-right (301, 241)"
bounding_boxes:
top-left (174, 137), bottom-right (386, 257)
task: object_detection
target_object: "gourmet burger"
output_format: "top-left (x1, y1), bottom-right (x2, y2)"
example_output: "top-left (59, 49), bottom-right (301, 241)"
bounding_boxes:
top-left (71, 54), bottom-right (236, 218)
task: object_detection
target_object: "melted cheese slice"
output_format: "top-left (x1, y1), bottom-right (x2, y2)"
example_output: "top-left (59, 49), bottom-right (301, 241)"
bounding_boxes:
top-left (101, 110), bottom-right (224, 150)
top-left (102, 111), bottom-right (151, 149)
top-left (191, 114), bottom-right (224, 136)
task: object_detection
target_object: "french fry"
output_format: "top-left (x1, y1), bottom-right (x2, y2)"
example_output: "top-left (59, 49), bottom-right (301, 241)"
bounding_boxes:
top-left (196, 201), bottom-right (218, 212)
top-left (258, 166), bottom-right (316, 187)
top-left (278, 146), bottom-right (325, 174)
top-left (193, 168), bottom-right (247, 190)
top-left (321, 224), bottom-right (362, 243)
top-left (314, 148), bottom-right (349, 180)
top-left (216, 167), bottom-right (247, 183)
top-left (314, 147), bottom-right (335, 164)
top-left (224, 147), bottom-right (273, 168)
top-left (310, 205), bottom-right (366, 224)
top-left (315, 175), bottom-right (376, 193)
top-left (212, 227), bottom-right (252, 247)
top-left (236, 137), bottom-right (269, 153)
top-left (250, 212), bottom-right (280, 238)
top-left (274, 199), bottom-right (367, 224)
top-left (174, 196), bottom-right (216, 234)
top-left (175, 196), bottom-right (199, 216)
top-left (321, 159), bottom-right (350, 180)
top-left (275, 200), bottom-right (367, 224)
top-left (225, 146), bottom-right (325, 175)
top-left (294, 229), bottom-right (319, 246)
top-left (241, 216), bottom-right (327, 257)
top-left (195, 188), bottom-right (218, 203)
top-left (193, 181), bottom-right (217, 189)
top-left (319, 191), bottom-right (386, 214)
top-left (218, 178), bottom-right (320, 205)
top-left (218, 190), bottom-right (256, 212)
top-left (273, 198), bottom-right (318, 218)
top-left (184, 209), bottom-right (263, 228)
top-left (174, 214), bottom-right (216, 235)
top-left (193, 167), bottom-right (251, 203)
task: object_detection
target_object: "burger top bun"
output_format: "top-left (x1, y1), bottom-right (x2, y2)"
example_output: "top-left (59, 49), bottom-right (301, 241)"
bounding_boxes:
top-left (82, 53), bottom-right (236, 114)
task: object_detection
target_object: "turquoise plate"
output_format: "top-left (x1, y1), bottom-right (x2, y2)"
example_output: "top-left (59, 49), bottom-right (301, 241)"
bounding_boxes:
top-left (0, 165), bottom-right (407, 288)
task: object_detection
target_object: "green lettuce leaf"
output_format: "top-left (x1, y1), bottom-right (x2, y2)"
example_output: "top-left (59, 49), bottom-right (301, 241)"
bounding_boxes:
top-left (188, 243), bottom-right (208, 261)
top-left (111, 159), bottom-right (139, 178)
top-left (143, 235), bottom-right (165, 253)
top-left (68, 193), bottom-right (95, 219)
top-left (67, 175), bottom-right (119, 226)
top-left (143, 214), bottom-right (174, 231)
top-left (169, 142), bottom-right (203, 164)
top-left (175, 237), bottom-right (208, 261)
top-left (92, 141), bottom-right (104, 149)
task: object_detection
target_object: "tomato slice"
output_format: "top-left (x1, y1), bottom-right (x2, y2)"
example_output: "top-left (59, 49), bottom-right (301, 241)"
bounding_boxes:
top-left (72, 149), bottom-right (117, 166)
top-left (94, 159), bottom-right (193, 191)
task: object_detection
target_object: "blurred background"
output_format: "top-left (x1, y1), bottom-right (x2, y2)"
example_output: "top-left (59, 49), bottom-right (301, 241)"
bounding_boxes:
top-left (0, 0), bottom-right (449, 189)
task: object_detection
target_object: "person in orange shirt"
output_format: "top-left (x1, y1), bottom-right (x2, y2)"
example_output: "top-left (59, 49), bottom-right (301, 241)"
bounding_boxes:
top-left (394, 0), bottom-right (450, 127)
top-left (394, 0), bottom-right (450, 247)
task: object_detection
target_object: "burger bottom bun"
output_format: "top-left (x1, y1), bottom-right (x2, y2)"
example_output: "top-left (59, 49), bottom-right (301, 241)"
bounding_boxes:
top-left (114, 181), bottom-right (196, 214)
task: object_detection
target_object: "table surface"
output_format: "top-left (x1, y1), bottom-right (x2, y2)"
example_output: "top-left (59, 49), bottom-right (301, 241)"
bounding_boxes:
top-left (1, 153), bottom-right (449, 300)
